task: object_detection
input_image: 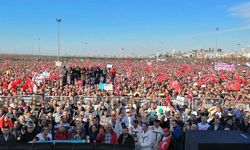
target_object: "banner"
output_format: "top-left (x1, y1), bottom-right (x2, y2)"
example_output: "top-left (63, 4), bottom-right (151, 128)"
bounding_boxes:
top-left (107, 64), bottom-right (113, 68)
top-left (104, 84), bottom-right (113, 91)
top-left (214, 63), bottom-right (236, 71)
top-left (55, 61), bottom-right (62, 67)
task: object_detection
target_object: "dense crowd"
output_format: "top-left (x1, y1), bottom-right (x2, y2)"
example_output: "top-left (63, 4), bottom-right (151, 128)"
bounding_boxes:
top-left (0, 59), bottom-right (250, 150)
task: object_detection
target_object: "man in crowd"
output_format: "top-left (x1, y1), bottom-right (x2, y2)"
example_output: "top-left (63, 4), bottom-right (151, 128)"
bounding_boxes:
top-left (0, 126), bottom-right (16, 144)
top-left (137, 122), bottom-right (153, 150)
top-left (118, 127), bottom-right (135, 149)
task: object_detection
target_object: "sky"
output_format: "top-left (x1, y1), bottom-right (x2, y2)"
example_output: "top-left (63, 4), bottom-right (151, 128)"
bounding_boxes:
top-left (0, 0), bottom-right (250, 56)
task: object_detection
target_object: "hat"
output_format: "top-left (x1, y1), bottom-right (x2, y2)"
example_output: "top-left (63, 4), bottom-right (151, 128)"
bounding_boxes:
top-left (164, 128), bottom-right (169, 133)
top-left (83, 118), bottom-right (88, 122)
top-left (126, 109), bottom-right (130, 113)
top-left (201, 85), bottom-right (206, 88)
top-left (191, 111), bottom-right (197, 116)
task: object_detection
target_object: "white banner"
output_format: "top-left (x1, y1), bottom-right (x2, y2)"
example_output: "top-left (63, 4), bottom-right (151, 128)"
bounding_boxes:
top-left (104, 84), bottom-right (113, 91)
top-left (214, 63), bottom-right (235, 71)
top-left (55, 61), bottom-right (62, 67)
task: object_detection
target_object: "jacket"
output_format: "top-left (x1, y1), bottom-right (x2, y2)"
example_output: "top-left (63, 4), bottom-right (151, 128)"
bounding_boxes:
top-left (0, 134), bottom-right (16, 144)
top-left (138, 129), bottom-right (154, 150)
top-left (96, 130), bottom-right (118, 144)
top-left (118, 133), bottom-right (135, 149)
top-left (208, 124), bottom-right (224, 131)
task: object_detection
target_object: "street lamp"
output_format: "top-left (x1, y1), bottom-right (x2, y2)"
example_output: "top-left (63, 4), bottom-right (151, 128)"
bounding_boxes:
top-left (56, 18), bottom-right (61, 61)
top-left (216, 27), bottom-right (219, 51)
top-left (85, 42), bottom-right (88, 57)
top-left (38, 38), bottom-right (40, 59)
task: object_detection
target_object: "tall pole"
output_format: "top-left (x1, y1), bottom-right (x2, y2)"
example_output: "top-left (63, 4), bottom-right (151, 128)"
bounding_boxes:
top-left (56, 18), bottom-right (61, 61)
top-left (38, 38), bottom-right (40, 59)
top-left (85, 42), bottom-right (88, 57)
top-left (82, 43), bottom-right (84, 58)
top-left (216, 27), bottom-right (219, 51)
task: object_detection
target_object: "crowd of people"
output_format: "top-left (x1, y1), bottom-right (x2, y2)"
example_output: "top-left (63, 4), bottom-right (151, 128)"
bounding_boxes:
top-left (0, 58), bottom-right (250, 150)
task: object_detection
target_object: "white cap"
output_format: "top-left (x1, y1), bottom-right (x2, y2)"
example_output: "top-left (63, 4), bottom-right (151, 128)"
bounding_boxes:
top-left (201, 85), bottom-right (206, 88)
top-left (126, 109), bottom-right (130, 113)
top-left (191, 111), bottom-right (197, 116)
top-left (83, 118), bottom-right (88, 122)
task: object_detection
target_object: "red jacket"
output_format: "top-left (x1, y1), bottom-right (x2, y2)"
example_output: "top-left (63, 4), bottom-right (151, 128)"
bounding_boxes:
top-left (54, 131), bottom-right (71, 140)
top-left (0, 116), bottom-right (13, 128)
top-left (96, 131), bottom-right (118, 144)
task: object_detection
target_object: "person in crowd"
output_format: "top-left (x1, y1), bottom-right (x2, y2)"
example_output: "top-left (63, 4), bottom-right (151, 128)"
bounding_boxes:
top-left (197, 116), bottom-right (210, 130)
top-left (209, 115), bottom-right (224, 131)
top-left (72, 126), bottom-right (85, 140)
top-left (33, 126), bottom-right (52, 142)
top-left (170, 120), bottom-right (183, 150)
top-left (54, 125), bottom-right (71, 140)
top-left (159, 128), bottom-right (171, 150)
top-left (151, 119), bottom-right (163, 150)
top-left (89, 124), bottom-right (99, 143)
top-left (118, 127), bottom-right (135, 149)
top-left (137, 122), bottom-right (153, 150)
top-left (122, 109), bottom-right (135, 128)
top-left (0, 126), bottom-right (16, 144)
top-left (96, 123), bottom-right (118, 144)
top-left (19, 124), bottom-right (37, 143)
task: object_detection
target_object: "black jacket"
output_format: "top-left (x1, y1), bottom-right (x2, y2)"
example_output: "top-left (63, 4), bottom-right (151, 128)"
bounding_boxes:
top-left (208, 124), bottom-right (224, 131)
top-left (19, 131), bottom-right (37, 143)
top-left (118, 133), bottom-right (135, 149)
top-left (0, 134), bottom-right (16, 144)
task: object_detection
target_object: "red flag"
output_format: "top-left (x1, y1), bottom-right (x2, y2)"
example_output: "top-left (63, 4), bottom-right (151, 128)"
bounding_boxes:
top-left (47, 74), bottom-right (60, 81)
top-left (22, 81), bottom-right (28, 90)
top-left (209, 74), bottom-right (217, 83)
top-left (166, 93), bottom-right (171, 106)
top-left (157, 75), bottom-right (164, 82)
top-left (145, 65), bottom-right (150, 72)
top-left (159, 136), bottom-right (171, 150)
top-left (197, 79), bottom-right (203, 87)
top-left (0, 116), bottom-right (13, 128)
top-left (169, 80), bottom-right (181, 94)
top-left (25, 77), bottom-right (33, 93)
top-left (187, 89), bottom-right (193, 99)
top-left (227, 82), bottom-right (241, 91)
top-left (11, 78), bottom-right (22, 91)
top-left (3, 80), bottom-right (8, 89)
top-left (218, 72), bottom-right (228, 80)
top-left (77, 80), bottom-right (82, 86)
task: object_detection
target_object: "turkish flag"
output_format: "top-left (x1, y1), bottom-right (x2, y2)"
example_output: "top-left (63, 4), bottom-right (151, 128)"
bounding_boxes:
top-left (145, 65), bottom-right (150, 72)
top-left (47, 74), bottom-right (60, 81)
top-left (3, 80), bottom-right (8, 89)
top-left (159, 136), bottom-right (171, 150)
top-left (209, 74), bottom-right (217, 83)
top-left (198, 79), bottom-right (203, 87)
top-left (227, 82), bottom-right (241, 91)
top-left (166, 93), bottom-right (171, 106)
top-left (23, 77), bottom-right (33, 93)
top-left (218, 72), bottom-right (228, 80)
top-left (169, 80), bottom-right (181, 94)
top-left (11, 78), bottom-right (22, 91)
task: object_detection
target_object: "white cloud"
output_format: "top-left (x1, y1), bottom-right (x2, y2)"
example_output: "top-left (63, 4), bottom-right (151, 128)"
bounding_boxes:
top-left (229, 2), bottom-right (250, 22)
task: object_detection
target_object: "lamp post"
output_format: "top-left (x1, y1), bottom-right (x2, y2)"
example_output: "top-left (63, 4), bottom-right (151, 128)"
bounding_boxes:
top-left (38, 38), bottom-right (40, 59)
top-left (85, 42), bottom-right (88, 57)
top-left (56, 18), bottom-right (61, 61)
top-left (216, 27), bottom-right (219, 51)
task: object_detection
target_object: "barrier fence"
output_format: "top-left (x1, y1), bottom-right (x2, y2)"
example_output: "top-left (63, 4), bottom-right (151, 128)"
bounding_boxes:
top-left (0, 143), bottom-right (133, 150)
top-left (191, 97), bottom-right (224, 111)
top-left (0, 95), bottom-right (249, 112)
